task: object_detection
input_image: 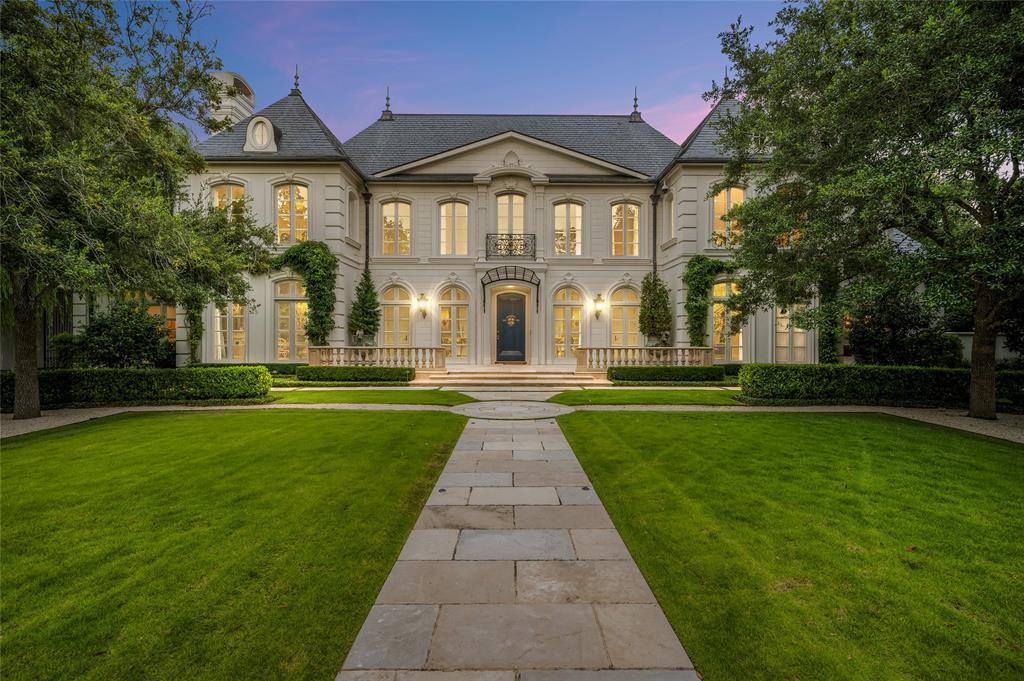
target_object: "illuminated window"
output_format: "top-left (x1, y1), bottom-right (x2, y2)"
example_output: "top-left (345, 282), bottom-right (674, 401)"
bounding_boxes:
top-left (775, 305), bottom-right (808, 363)
top-left (553, 287), bottom-right (583, 358)
top-left (275, 184), bottom-right (308, 243)
top-left (382, 201), bottom-right (412, 255)
top-left (554, 202), bottom-right (583, 256)
top-left (212, 183), bottom-right (244, 214)
top-left (213, 303), bottom-right (246, 361)
top-left (496, 194), bottom-right (524, 235)
top-left (274, 280), bottom-right (308, 361)
top-left (712, 186), bottom-right (744, 246)
top-left (380, 286), bottom-right (411, 347)
top-left (711, 282), bottom-right (743, 362)
top-left (611, 202), bottom-right (639, 256)
top-left (438, 286), bottom-right (469, 358)
top-left (440, 201), bottom-right (469, 256)
top-left (611, 288), bottom-right (640, 347)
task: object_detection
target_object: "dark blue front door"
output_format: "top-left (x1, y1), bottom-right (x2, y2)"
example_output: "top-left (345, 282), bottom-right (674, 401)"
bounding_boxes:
top-left (496, 293), bottom-right (526, 362)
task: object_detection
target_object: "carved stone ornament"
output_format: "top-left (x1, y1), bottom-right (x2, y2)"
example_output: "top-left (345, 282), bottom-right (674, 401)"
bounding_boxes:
top-left (388, 272), bottom-right (400, 284)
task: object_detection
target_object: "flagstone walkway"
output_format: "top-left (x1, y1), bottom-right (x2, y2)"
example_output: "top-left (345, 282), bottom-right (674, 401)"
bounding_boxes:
top-left (337, 415), bottom-right (699, 681)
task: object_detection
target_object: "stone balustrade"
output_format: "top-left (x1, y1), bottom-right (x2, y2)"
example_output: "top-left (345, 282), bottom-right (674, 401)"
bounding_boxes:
top-left (308, 346), bottom-right (447, 370)
top-left (575, 346), bottom-right (713, 371)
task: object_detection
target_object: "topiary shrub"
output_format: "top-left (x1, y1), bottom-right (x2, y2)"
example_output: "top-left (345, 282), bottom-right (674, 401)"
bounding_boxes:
top-left (349, 269), bottom-right (381, 345)
top-left (608, 365), bottom-right (726, 382)
top-left (295, 366), bottom-right (414, 383)
top-left (0, 366), bottom-right (272, 412)
top-left (639, 273), bottom-right (672, 345)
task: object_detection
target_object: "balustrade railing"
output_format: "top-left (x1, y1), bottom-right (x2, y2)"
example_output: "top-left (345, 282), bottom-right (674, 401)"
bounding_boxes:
top-left (308, 346), bottom-right (446, 370)
top-left (576, 346), bottom-right (713, 371)
top-left (486, 233), bottom-right (536, 259)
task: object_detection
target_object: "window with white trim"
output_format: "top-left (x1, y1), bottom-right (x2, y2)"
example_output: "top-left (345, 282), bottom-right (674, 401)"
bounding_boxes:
top-left (381, 201), bottom-right (412, 255)
top-left (275, 184), bottom-right (308, 244)
top-left (438, 286), bottom-right (469, 358)
top-left (380, 286), bottom-right (411, 347)
top-left (496, 194), bottom-right (524, 235)
top-left (611, 288), bottom-right (640, 347)
top-left (554, 202), bottom-right (583, 256)
top-left (775, 305), bottom-right (808, 363)
top-left (213, 302), bottom-right (246, 361)
top-left (553, 287), bottom-right (583, 358)
top-left (712, 186), bottom-right (744, 246)
top-left (611, 202), bottom-right (639, 256)
top-left (212, 183), bottom-right (244, 214)
top-left (711, 282), bottom-right (743, 361)
top-left (274, 280), bottom-right (308, 361)
top-left (440, 201), bottom-right (469, 256)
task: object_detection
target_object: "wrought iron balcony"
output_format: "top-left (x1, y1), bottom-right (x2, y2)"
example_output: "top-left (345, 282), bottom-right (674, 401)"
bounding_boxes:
top-left (486, 233), bottom-right (536, 259)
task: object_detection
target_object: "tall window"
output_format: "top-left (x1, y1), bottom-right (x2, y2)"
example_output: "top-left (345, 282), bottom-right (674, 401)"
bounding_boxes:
top-left (554, 202), bottom-right (583, 256)
top-left (275, 184), bottom-right (308, 244)
top-left (712, 186), bottom-right (744, 246)
top-left (380, 286), bottom-right (411, 347)
top-left (712, 282), bottom-right (743, 362)
top-left (275, 280), bottom-right (308, 361)
top-left (212, 183), bottom-right (244, 213)
top-left (440, 201), bottom-right (469, 256)
top-left (382, 201), bottom-right (412, 255)
top-left (611, 202), bottom-right (639, 256)
top-left (497, 194), bottom-right (524, 235)
top-left (553, 287), bottom-right (583, 358)
top-left (775, 305), bottom-right (808, 363)
top-left (665, 192), bottom-right (676, 238)
top-left (611, 288), bottom-right (640, 347)
top-left (348, 191), bottom-right (359, 234)
top-left (438, 286), bottom-right (469, 358)
top-left (214, 303), bottom-right (246, 361)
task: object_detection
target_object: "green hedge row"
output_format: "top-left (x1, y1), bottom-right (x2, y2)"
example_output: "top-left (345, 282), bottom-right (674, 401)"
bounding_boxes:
top-left (192, 363), bottom-right (305, 375)
top-left (738, 364), bottom-right (1024, 408)
top-left (608, 365), bottom-right (726, 382)
top-left (1, 366), bottom-right (272, 412)
top-left (294, 366), bottom-right (416, 382)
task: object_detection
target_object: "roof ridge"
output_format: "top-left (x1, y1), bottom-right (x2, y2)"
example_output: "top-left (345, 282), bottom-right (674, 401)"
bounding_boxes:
top-left (385, 112), bottom-right (634, 118)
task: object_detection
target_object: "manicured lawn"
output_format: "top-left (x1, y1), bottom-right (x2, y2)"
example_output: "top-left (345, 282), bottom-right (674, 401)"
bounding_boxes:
top-left (1, 410), bottom-right (466, 680)
top-left (273, 389), bottom-right (475, 405)
top-left (559, 412), bottom-right (1024, 680)
top-left (549, 389), bottom-right (739, 405)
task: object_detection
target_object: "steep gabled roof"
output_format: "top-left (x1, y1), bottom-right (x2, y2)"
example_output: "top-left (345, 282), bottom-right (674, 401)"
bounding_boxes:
top-left (195, 89), bottom-right (351, 163)
top-left (673, 98), bottom-right (741, 164)
top-left (342, 114), bottom-right (681, 179)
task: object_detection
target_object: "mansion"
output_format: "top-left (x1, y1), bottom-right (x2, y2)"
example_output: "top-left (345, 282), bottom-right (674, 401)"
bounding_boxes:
top-left (186, 73), bottom-right (816, 368)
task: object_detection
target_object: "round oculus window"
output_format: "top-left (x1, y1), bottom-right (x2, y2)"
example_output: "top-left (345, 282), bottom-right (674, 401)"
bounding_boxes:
top-left (252, 120), bottom-right (269, 148)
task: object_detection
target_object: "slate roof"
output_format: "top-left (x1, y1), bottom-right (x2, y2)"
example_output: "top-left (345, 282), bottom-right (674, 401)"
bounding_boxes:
top-left (672, 99), bottom-right (741, 164)
top-left (194, 89), bottom-right (351, 163)
top-left (342, 114), bottom-right (681, 178)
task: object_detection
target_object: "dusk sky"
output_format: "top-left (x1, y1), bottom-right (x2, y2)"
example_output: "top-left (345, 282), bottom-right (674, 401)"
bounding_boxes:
top-left (196, 1), bottom-right (783, 144)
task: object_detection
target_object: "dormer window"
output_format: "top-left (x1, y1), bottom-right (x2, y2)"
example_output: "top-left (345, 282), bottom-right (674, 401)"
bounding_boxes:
top-left (244, 116), bottom-right (277, 152)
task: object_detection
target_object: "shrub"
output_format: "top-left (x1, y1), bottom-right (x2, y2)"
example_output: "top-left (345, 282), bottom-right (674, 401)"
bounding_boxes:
top-left (0, 366), bottom-right (271, 412)
top-left (848, 291), bottom-right (964, 367)
top-left (49, 333), bottom-right (83, 368)
top-left (193, 363), bottom-right (305, 375)
top-left (639, 273), bottom-right (672, 344)
top-left (739, 364), bottom-right (1023, 409)
top-left (720, 363), bottom-right (744, 377)
top-left (78, 301), bottom-right (173, 368)
top-left (295, 366), bottom-right (415, 382)
top-left (608, 366), bottom-right (726, 382)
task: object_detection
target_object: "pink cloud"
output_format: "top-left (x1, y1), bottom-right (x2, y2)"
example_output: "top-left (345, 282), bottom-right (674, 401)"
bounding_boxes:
top-left (643, 91), bottom-right (714, 143)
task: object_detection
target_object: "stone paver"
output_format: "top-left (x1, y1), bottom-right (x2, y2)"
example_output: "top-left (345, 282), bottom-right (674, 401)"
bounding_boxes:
top-left (341, 415), bottom-right (696, 678)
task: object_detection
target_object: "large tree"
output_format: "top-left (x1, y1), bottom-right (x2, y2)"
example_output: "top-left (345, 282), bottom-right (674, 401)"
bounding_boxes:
top-left (1, 0), bottom-right (269, 418)
top-left (710, 0), bottom-right (1023, 419)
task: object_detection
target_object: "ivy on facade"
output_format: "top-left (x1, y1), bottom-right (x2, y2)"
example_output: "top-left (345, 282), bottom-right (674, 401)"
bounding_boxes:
top-left (683, 255), bottom-right (736, 347)
top-left (272, 241), bottom-right (337, 346)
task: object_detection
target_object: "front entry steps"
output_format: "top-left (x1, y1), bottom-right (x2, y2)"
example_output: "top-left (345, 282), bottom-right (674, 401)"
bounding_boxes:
top-left (413, 367), bottom-right (610, 388)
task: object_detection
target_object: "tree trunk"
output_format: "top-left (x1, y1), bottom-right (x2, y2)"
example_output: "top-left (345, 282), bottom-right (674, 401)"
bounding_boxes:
top-left (12, 273), bottom-right (41, 420)
top-left (968, 283), bottom-right (998, 420)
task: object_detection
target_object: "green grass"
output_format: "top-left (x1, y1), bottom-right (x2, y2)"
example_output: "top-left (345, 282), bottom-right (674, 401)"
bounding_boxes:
top-left (549, 389), bottom-right (740, 405)
top-left (272, 389), bottom-right (475, 406)
top-left (559, 412), bottom-right (1024, 681)
top-left (1, 410), bottom-right (466, 680)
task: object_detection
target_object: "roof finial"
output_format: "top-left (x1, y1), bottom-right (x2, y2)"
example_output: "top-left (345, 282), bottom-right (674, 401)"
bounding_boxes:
top-left (629, 86), bottom-right (643, 122)
top-left (293, 64), bottom-right (300, 92)
top-left (380, 85), bottom-right (394, 121)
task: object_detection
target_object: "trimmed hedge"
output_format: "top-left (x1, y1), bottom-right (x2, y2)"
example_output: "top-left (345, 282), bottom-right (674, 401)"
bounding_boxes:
top-left (720, 363), bottom-right (744, 377)
top-left (193, 362), bottom-right (305, 375)
top-left (295, 366), bottom-right (416, 383)
top-left (1, 366), bottom-right (272, 412)
top-left (739, 364), bottom-right (1024, 408)
top-left (608, 365), bottom-right (726, 382)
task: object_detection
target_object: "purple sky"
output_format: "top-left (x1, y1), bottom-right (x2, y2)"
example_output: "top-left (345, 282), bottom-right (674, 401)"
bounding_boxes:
top-left (196, 1), bottom-right (781, 143)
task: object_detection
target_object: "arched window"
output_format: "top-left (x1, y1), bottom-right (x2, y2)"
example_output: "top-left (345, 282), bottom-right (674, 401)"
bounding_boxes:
top-left (381, 201), bottom-right (412, 255)
top-left (552, 287), bottom-right (583, 358)
top-left (554, 202), bottom-right (583, 256)
top-left (212, 183), bottom-right (244, 213)
top-left (496, 194), bottom-right (524, 235)
top-left (775, 305), bottom-right (808, 363)
top-left (380, 286), bottom-right (411, 347)
top-left (438, 286), bottom-right (469, 358)
top-left (274, 280), bottom-right (308, 361)
top-left (712, 186), bottom-right (744, 246)
top-left (711, 282), bottom-right (742, 361)
top-left (213, 303), bottom-right (246, 361)
top-left (611, 202), bottom-right (639, 256)
top-left (275, 184), bottom-right (308, 244)
top-left (440, 201), bottom-right (469, 256)
top-left (611, 288), bottom-right (640, 347)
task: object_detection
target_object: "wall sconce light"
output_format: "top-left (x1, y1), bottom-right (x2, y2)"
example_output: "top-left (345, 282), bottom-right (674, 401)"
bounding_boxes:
top-left (417, 293), bottom-right (429, 318)
top-left (594, 294), bottom-right (605, 320)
